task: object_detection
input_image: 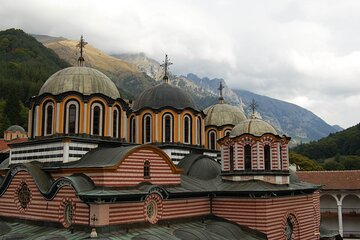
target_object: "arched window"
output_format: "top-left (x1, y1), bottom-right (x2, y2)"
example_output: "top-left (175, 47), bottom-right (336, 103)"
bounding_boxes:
top-left (264, 145), bottom-right (271, 170)
top-left (229, 146), bottom-right (234, 172)
top-left (208, 130), bottom-right (216, 150)
top-left (91, 103), bottom-right (103, 136)
top-left (65, 101), bottom-right (79, 134)
top-left (43, 102), bottom-right (54, 136)
top-left (197, 117), bottom-right (202, 145)
top-left (144, 160), bottom-right (150, 179)
top-left (224, 129), bottom-right (231, 137)
top-left (244, 145), bottom-right (252, 170)
top-left (113, 107), bottom-right (120, 138)
top-left (162, 113), bottom-right (173, 142)
top-left (130, 116), bottom-right (136, 143)
top-left (143, 114), bottom-right (152, 144)
top-left (183, 115), bottom-right (192, 144)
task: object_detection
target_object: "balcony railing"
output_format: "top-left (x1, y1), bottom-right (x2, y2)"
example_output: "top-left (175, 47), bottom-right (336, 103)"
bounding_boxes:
top-left (321, 207), bottom-right (360, 214)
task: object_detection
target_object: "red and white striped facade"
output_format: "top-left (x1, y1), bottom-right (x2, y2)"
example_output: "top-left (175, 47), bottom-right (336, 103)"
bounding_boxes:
top-left (220, 133), bottom-right (291, 184)
top-left (0, 144), bottom-right (320, 240)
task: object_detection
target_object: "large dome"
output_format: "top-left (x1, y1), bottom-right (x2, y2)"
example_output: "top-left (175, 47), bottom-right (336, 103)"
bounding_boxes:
top-left (231, 115), bottom-right (277, 137)
top-left (204, 103), bottom-right (246, 127)
top-left (39, 67), bottom-right (120, 99)
top-left (132, 82), bottom-right (198, 111)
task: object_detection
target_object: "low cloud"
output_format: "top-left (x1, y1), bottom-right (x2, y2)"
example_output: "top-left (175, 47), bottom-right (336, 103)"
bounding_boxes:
top-left (1, 0), bottom-right (359, 128)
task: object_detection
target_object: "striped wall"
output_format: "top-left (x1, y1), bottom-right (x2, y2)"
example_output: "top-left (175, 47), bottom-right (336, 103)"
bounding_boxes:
top-left (108, 197), bottom-right (210, 225)
top-left (0, 171), bottom-right (89, 226)
top-left (212, 193), bottom-right (320, 240)
top-left (161, 198), bottom-right (210, 220)
top-left (85, 148), bottom-right (181, 187)
top-left (221, 135), bottom-right (289, 172)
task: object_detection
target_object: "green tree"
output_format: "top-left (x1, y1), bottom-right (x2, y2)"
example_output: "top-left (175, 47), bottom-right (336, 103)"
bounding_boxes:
top-left (289, 152), bottom-right (323, 171)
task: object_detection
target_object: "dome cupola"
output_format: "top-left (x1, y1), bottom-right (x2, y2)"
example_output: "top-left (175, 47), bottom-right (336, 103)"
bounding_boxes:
top-left (230, 114), bottom-right (277, 137)
top-left (132, 82), bottom-right (197, 111)
top-left (132, 54), bottom-right (197, 111)
top-left (39, 67), bottom-right (120, 99)
top-left (204, 104), bottom-right (246, 127)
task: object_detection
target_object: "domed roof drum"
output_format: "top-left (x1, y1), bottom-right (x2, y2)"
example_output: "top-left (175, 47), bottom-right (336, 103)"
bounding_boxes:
top-left (231, 116), bottom-right (277, 137)
top-left (6, 125), bottom-right (26, 133)
top-left (133, 83), bottom-right (198, 111)
top-left (39, 67), bottom-right (120, 99)
top-left (204, 103), bottom-right (246, 127)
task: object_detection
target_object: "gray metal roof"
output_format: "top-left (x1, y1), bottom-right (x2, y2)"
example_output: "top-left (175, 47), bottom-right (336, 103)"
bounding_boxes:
top-left (39, 67), bottom-right (120, 99)
top-left (132, 82), bottom-right (198, 111)
top-left (204, 103), bottom-right (246, 127)
top-left (178, 154), bottom-right (221, 180)
top-left (62, 145), bottom-right (139, 169)
top-left (0, 218), bottom-right (267, 240)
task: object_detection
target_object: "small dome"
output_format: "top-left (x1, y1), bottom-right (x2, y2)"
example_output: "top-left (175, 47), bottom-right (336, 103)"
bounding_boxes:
top-left (6, 125), bottom-right (26, 133)
top-left (204, 103), bottom-right (246, 127)
top-left (132, 82), bottom-right (198, 111)
top-left (231, 116), bottom-right (277, 137)
top-left (178, 154), bottom-right (220, 180)
top-left (39, 67), bottom-right (120, 99)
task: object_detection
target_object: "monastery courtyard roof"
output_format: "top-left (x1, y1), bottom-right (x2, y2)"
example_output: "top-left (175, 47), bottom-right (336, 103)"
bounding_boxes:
top-left (0, 218), bottom-right (266, 240)
top-left (297, 170), bottom-right (360, 190)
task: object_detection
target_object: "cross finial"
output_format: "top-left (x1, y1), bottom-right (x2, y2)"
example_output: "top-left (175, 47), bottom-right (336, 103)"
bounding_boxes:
top-left (76, 35), bottom-right (88, 66)
top-left (160, 54), bottom-right (173, 83)
top-left (218, 81), bottom-right (225, 103)
top-left (248, 98), bottom-right (258, 118)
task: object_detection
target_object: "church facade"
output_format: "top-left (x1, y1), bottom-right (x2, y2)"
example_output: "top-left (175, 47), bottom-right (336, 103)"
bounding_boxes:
top-left (0, 49), bottom-right (321, 239)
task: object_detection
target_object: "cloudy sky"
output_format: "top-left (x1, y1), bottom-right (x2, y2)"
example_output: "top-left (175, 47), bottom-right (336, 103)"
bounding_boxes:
top-left (1, 0), bottom-right (360, 128)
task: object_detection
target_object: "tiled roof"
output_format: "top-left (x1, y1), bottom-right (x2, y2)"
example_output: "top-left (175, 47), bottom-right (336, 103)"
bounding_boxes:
top-left (0, 138), bottom-right (27, 153)
top-left (297, 170), bottom-right (360, 190)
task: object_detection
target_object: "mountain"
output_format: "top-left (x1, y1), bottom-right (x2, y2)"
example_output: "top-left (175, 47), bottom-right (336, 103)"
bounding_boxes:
top-left (292, 123), bottom-right (360, 170)
top-left (34, 35), bottom-right (156, 99)
top-left (113, 53), bottom-right (220, 110)
top-left (113, 53), bottom-right (340, 143)
top-left (182, 73), bottom-right (340, 143)
top-left (0, 29), bottom-right (70, 134)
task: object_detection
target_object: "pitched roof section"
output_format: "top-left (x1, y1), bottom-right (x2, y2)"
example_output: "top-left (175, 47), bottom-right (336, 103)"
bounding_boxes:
top-left (0, 138), bottom-right (28, 153)
top-left (297, 170), bottom-right (360, 190)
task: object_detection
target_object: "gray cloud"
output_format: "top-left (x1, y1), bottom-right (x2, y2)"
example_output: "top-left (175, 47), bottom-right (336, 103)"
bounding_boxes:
top-left (1, 0), bottom-right (359, 128)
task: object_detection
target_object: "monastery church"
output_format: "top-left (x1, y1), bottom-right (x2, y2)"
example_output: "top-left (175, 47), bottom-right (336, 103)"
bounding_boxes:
top-left (0, 38), bottom-right (322, 240)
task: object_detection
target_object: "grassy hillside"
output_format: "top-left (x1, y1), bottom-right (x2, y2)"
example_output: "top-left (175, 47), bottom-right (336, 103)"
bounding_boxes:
top-left (292, 123), bottom-right (360, 169)
top-left (0, 29), bottom-right (70, 134)
top-left (37, 37), bottom-right (157, 99)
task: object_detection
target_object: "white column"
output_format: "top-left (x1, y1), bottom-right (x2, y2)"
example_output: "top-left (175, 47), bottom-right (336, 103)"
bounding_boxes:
top-left (337, 203), bottom-right (343, 237)
top-left (56, 102), bottom-right (60, 133)
top-left (63, 142), bottom-right (69, 163)
top-left (335, 194), bottom-right (345, 237)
